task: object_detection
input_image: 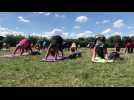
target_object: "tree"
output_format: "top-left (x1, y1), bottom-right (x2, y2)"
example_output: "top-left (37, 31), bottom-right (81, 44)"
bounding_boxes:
top-left (78, 38), bottom-right (86, 47)
top-left (28, 36), bottom-right (40, 45)
top-left (0, 36), bottom-right (4, 49)
top-left (0, 36), bottom-right (4, 41)
top-left (0, 41), bottom-right (3, 49)
top-left (130, 36), bottom-right (134, 41)
top-left (3, 35), bottom-right (18, 47)
top-left (1, 35), bottom-right (134, 48)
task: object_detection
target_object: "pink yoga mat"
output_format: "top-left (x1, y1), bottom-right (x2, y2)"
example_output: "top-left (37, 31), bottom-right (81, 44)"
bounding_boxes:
top-left (0, 53), bottom-right (29, 58)
top-left (42, 55), bottom-right (66, 62)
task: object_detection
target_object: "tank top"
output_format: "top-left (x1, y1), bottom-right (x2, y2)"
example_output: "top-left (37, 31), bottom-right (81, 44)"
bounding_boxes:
top-left (95, 42), bottom-right (106, 59)
top-left (19, 38), bottom-right (30, 49)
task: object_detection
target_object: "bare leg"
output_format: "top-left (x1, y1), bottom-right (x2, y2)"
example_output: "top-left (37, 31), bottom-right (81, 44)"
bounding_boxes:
top-left (20, 48), bottom-right (24, 56)
top-left (55, 53), bottom-right (57, 60)
top-left (60, 49), bottom-right (64, 58)
top-left (45, 44), bottom-right (53, 59)
top-left (28, 47), bottom-right (33, 54)
top-left (55, 50), bottom-right (58, 60)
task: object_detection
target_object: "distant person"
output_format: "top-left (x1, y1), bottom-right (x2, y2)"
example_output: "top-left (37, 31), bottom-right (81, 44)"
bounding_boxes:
top-left (87, 42), bottom-right (95, 49)
top-left (35, 40), bottom-right (43, 51)
top-left (132, 42), bottom-right (134, 53)
top-left (42, 40), bottom-right (47, 50)
top-left (114, 35), bottom-right (121, 52)
top-left (114, 42), bottom-right (121, 53)
top-left (78, 44), bottom-right (80, 48)
top-left (125, 41), bottom-right (134, 53)
top-left (3, 43), bottom-right (10, 49)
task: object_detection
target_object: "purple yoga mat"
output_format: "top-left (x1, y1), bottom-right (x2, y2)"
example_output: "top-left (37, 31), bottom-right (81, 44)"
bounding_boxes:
top-left (0, 53), bottom-right (29, 58)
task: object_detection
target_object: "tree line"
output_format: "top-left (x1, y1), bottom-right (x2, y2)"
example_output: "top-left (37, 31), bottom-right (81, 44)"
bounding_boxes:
top-left (0, 35), bottom-right (134, 48)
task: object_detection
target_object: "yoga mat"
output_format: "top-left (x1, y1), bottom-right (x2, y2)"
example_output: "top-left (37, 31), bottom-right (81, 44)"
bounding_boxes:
top-left (92, 57), bottom-right (113, 63)
top-left (0, 53), bottom-right (29, 58)
top-left (41, 55), bottom-right (68, 62)
top-left (42, 56), bottom-right (63, 62)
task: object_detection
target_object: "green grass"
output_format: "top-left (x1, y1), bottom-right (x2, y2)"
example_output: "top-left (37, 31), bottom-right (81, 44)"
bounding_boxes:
top-left (0, 48), bottom-right (134, 87)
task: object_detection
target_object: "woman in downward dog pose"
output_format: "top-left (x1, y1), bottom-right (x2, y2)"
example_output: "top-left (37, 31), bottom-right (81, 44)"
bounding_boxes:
top-left (13, 38), bottom-right (33, 56)
top-left (45, 35), bottom-right (64, 60)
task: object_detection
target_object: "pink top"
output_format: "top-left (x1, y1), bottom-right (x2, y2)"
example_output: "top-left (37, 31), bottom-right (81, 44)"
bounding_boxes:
top-left (131, 42), bottom-right (134, 46)
top-left (125, 42), bottom-right (134, 47)
top-left (19, 38), bottom-right (30, 49)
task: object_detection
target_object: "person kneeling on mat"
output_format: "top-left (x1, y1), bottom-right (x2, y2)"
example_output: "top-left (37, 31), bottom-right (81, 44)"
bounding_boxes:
top-left (124, 41), bottom-right (134, 54)
top-left (108, 49), bottom-right (121, 60)
top-left (45, 35), bottom-right (64, 60)
top-left (91, 34), bottom-right (113, 63)
top-left (68, 46), bottom-right (81, 59)
top-left (70, 42), bottom-right (77, 54)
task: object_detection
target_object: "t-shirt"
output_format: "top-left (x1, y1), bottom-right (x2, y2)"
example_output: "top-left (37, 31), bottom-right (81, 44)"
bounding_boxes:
top-left (71, 43), bottom-right (76, 48)
top-left (131, 42), bottom-right (134, 47)
top-left (19, 38), bottom-right (31, 49)
top-left (125, 42), bottom-right (131, 48)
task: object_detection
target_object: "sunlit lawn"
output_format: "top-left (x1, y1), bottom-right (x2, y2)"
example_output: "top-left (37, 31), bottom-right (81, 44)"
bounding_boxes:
top-left (0, 48), bottom-right (134, 87)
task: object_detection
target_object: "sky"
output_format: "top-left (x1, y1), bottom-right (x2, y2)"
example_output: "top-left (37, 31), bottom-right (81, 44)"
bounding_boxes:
top-left (0, 12), bottom-right (134, 39)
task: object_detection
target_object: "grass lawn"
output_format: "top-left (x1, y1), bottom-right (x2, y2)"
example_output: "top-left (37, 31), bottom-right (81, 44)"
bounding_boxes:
top-left (0, 48), bottom-right (134, 87)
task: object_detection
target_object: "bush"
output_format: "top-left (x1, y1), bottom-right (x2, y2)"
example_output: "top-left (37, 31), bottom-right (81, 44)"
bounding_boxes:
top-left (28, 36), bottom-right (40, 45)
top-left (0, 41), bottom-right (3, 49)
top-left (1, 34), bottom-right (134, 48)
top-left (3, 35), bottom-right (25, 47)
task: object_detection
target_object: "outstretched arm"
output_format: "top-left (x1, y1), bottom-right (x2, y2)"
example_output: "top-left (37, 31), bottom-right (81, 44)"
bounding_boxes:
top-left (13, 44), bottom-right (20, 55)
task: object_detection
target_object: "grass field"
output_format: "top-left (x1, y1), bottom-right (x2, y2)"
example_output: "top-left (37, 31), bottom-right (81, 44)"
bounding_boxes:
top-left (0, 48), bottom-right (134, 87)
